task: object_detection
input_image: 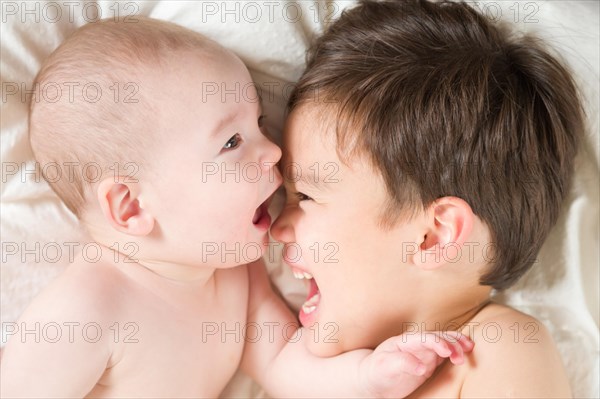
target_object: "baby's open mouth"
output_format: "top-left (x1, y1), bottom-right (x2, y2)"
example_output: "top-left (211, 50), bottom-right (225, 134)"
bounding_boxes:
top-left (292, 268), bottom-right (321, 319)
top-left (252, 199), bottom-right (272, 229)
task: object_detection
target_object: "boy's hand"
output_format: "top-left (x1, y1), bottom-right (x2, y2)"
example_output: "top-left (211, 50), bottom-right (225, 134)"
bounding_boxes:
top-left (359, 331), bottom-right (474, 398)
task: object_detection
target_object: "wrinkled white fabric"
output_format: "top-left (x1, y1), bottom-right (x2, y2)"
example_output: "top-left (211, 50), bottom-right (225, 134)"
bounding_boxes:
top-left (1, 1), bottom-right (598, 397)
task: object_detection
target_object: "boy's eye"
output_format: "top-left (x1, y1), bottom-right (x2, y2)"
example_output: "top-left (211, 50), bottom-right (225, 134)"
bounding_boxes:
top-left (295, 192), bottom-right (312, 202)
top-left (223, 133), bottom-right (242, 150)
top-left (258, 114), bottom-right (266, 127)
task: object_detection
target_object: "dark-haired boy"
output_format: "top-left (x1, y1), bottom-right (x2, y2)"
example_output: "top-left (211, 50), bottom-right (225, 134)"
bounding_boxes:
top-left (263, 0), bottom-right (581, 396)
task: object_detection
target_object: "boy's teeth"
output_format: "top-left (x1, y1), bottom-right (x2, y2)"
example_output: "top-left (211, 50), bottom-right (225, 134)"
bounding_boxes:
top-left (302, 293), bottom-right (320, 314)
top-left (302, 305), bottom-right (317, 314)
top-left (292, 269), bottom-right (313, 280)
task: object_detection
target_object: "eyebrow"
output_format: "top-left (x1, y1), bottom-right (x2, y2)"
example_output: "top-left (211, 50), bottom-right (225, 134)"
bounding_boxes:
top-left (210, 99), bottom-right (264, 140)
top-left (297, 171), bottom-right (330, 192)
top-left (211, 111), bottom-right (238, 139)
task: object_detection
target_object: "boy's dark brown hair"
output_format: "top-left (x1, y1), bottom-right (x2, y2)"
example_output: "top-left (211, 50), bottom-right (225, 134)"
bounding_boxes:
top-left (288, 0), bottom-right (583, 290)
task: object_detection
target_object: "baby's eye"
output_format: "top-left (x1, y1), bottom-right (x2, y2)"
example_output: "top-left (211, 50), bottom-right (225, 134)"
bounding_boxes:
top-left (258, 114), bottom-right (267, 127)
top-left (295, 192), bottom-right (312, 202)
top-left (223, 133), bottom-right (242, 150)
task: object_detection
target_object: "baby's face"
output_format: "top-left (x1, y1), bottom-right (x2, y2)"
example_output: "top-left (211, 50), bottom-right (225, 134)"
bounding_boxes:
top-left (141, 50), bottom-right (281, 269)
top-left (272, 104), bottom-right (423, 357)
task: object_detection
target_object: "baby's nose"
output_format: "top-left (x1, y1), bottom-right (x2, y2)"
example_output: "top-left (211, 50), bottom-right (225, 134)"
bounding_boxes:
top-left (260, 137), bottom-right (282, 167)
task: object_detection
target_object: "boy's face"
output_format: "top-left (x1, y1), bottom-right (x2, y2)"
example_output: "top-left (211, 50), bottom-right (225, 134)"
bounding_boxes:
top-left (272, 104), bottom-right (425, 357)
top-left (141, 50), bottom-right (282, 269)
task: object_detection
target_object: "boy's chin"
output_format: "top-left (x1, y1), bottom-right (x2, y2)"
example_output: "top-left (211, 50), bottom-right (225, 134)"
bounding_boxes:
top-left (304, 322), bottom-right (382, 358)
top-left (304, 332), bottom-right (345, 358)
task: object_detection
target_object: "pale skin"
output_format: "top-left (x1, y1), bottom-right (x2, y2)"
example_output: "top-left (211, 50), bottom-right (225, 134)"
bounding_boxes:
top-left (0, 44), bottom-right (471, 397)
top-left (269, 103), bottom-right (572, 398)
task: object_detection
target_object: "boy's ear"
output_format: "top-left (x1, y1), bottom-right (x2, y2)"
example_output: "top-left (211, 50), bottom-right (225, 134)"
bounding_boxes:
top-left (413, 196), bottom-right (474, 270)
top-left (97, 177), bottom-right (154, 236)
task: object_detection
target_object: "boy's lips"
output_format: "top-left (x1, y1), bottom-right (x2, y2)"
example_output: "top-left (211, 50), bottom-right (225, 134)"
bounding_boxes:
top-left (290, 265), bottom-right (321, 326)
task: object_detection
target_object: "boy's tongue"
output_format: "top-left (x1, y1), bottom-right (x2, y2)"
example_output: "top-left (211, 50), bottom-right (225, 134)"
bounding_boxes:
top-left (301, 278), bottom-right (320, 317)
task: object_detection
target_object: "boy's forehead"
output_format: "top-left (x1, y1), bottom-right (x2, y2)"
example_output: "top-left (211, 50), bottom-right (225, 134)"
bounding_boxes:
top-left (283, 103), bottom-right (365, 173)
top-left (282, 104), bottom-right (379, 194)
top-left (282, 105), bottom-right (386, 198)
top-left (283, 104), bottom-right (335, 157)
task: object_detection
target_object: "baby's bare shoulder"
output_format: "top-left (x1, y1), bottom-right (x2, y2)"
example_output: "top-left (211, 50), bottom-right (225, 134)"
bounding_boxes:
top-left (19, 258), bottom-right (127, 324)
top-left (460, 303), bottom-right (571, 398)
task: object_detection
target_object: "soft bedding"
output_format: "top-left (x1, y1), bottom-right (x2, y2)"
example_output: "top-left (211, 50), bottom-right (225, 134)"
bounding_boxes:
top-left (1, 1), bottom-right (598, 397)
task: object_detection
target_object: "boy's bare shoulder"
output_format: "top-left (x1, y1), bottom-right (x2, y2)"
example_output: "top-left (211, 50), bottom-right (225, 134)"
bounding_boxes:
top-left (460, 303), bottom-right (571, 398)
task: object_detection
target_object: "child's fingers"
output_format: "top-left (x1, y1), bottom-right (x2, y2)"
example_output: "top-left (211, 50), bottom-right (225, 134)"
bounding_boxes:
top-left (456, 333), bottom-right (475, 353)
top-left (428, 332), bottom-right (466, 365)
top-left (418, 333), bottom-right (452, 358)
top-left (434, 331), bottom-right (471, 345)
top-left (427, 331), bottom-right (474, 360)
top-left (373, 352), bottom-right (427, 379)
top-left (409, 332), bottom-right (467, 365)
top-left (382, 352), bottom-right (428, 377)
top-left (439, 332), bottom-right (473, 364)
top-left (389, 330), bottom-right (474, 362)
top-left (441, 331), bottom-right (474, 352)
top-left (447, 339), bottom-right (465, 365)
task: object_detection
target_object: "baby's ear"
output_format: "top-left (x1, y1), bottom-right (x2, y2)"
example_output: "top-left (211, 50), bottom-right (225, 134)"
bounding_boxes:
top-left (96, 177), bottom-right (154, 236)
top-left (413, 196), bottom-right (474, 270)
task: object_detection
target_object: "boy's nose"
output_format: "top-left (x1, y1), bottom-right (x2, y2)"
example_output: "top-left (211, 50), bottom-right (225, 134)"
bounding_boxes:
top-left (270, 207), bottom-right (295, 244)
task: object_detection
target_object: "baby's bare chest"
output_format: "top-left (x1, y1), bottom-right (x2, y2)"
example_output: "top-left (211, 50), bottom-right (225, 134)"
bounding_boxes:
top-left (89, 267), bottom-right (250, 397)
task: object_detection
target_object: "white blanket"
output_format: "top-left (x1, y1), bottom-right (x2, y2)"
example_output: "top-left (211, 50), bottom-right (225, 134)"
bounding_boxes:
top-left (1, 1), bottom-right (598, 397)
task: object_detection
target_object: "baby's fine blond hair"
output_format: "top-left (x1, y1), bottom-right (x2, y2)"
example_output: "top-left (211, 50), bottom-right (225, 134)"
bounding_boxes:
top-left (29, 17), bottom-right (221, 218)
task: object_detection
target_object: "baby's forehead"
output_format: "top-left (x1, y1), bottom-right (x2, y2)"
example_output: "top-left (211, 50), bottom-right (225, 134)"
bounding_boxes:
top-left (56, 18), bottom-right (242, 81)
top-left (128, 48), bottom-right (254, 107)
top-left (154, 68), bottom-right (260, 141)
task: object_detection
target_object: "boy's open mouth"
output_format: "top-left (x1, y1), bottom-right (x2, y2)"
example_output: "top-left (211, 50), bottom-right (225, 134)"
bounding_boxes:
top-left (292, 267), bottom-right (321, 324)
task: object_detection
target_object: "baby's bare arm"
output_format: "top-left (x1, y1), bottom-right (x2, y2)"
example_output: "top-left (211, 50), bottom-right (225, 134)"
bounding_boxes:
top-left (0, 263), bottom-right (116, 398)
